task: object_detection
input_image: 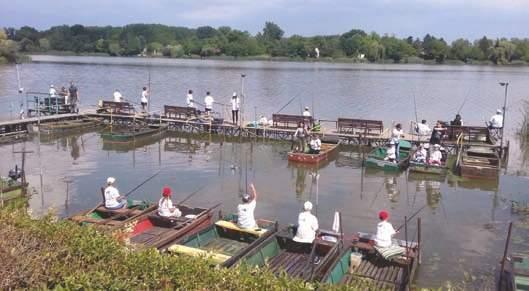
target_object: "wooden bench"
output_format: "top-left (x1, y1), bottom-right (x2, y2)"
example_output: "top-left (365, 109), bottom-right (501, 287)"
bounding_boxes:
top-left (445, 125), bottom-right (490, 142)
top-left (337, 118), bottom-right (383, 136)
top-left (97, 100), bottom-right (135, 115)
top-left (164, 105), bottom-right (198, 120)
top-left (272, 114), bottom-right (313, 129)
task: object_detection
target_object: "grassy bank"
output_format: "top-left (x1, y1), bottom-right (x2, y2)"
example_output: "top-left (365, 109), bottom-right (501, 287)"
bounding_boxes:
top-left (0, 206), bottom-right (355, 290)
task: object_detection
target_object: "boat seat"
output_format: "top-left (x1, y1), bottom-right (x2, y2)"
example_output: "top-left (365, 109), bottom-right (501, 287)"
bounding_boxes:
top-left (96, 206), bottom-right (135, 216)
top-left (167, 244), bottom-right (231, 264)
top-left (148, 213), bottom-right (185, 228)
top-left (215, 220), bottom-right (268, 236)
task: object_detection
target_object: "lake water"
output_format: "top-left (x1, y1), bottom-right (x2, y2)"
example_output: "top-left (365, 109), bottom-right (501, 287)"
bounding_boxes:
top-left (1, 56), bottom-right (529, 289)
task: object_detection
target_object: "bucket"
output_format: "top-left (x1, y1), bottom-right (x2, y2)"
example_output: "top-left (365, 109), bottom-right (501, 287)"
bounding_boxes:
top-left (349, 252), bottom-right (363, 273)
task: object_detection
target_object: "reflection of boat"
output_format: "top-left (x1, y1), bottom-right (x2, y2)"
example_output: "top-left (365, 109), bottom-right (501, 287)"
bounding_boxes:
top-left (167, 214), bottom-right (277, 267)
top-left (69, 200), bottom-right (156, 229)
top-left (38, 118), bottom-right (102, 134)
top-left (409, 161), bottom-right (448, 175)
top-left (124, 205), bottom-right (214, 250)
top-left (0, 176), bottom-right (27, 202)
top-left (102, 133), bottom-right (163, 152)
top-left (101, 124), bottom-right (168, 142)
top-left (163, 136), bottom-right (201, 153)
top-left (287, 143), bottom-right (339, 165)
top-left (322, 232), bottom-right (419, 290)
top-left (237, 228), bottom-right (339, 281)
top-left (458, 146), bottom-right (499, 179)
top-left (364, 140), bottom-right (413, 171)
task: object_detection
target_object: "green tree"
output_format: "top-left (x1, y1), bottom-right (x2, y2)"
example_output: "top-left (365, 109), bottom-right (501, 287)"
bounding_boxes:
top-left (0, 29), bottom-right (18, 63)
top-left (262, 22), bottom-right (284, 41)
top-left (450, 38), bottom-right (472, 62)
top-left (108, 41), bottom-right (122, 56)
top-left (38, 38), bottom-right (50, 51)
top-left (196, 26), bottom-right (216, 39)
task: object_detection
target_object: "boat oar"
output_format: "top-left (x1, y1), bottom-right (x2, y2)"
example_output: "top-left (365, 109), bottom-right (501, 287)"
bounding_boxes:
top-left (395, 204), bottom-right (427, 232)
top-left (175, 185), bottom-right (206, 206)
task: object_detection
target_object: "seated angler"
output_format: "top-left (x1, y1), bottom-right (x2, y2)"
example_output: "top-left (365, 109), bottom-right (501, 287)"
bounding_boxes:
top-left (374, 210), bottom-right (405, 259)
top-left (428, 144), bottom-right (443, 165)
top-left (237, 183), bottom-right (258, 229)
top-left (487, 109), bottom-right (503, 129)
top-left (104, 177), bottom-right (127, 210)
top-left (158, 186), bottom-right (182, 218)
top-left (293, 201), bottom-right (319, 244)
top-left (413, 144), bottom-right (428, 163)
top-left (309, 134), bottom-right (322, 154)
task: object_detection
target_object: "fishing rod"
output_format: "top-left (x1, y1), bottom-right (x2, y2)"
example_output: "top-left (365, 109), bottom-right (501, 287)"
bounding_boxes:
top-left (413, 91), bottom-right (419, 131)
top-left (457, 87), bottom-right (472, 115)
top-left (395, 204), bottom-right (427, 232)
top-left (123, 169), bottom-right (161, 198)
top-left (175, 185), bottom-right (206, 206)
top-left (276, 96), bottom-right (297, 114)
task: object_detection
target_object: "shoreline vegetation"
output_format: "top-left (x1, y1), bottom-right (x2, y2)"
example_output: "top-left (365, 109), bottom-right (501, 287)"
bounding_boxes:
top-left (3, 22), bottom-right (529, 66)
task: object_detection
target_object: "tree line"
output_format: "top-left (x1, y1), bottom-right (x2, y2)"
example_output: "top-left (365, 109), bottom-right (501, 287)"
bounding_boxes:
top-left (2, 22), bottom-right (529, 65)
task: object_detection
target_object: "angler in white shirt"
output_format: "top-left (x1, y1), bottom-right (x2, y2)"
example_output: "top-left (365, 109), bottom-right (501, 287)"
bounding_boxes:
top-left (303, 107), bottom-right (311, 117)
top-left (428, 144), bottom-right (443, 165)
top-left (416, 120), bottom-right (431, 136)
top-left (375, 210), bottom-right (397, 248)
top-left (113, 89), bottom-right (123, 103)
top-left (488, 109), bottom-right (503, 129)
top-left (309, 134), bottom-right (322, 154)
top-left (186, 89), bottom-right (195, 108)
top-left (158, 186), bottom-right (182, 218)
top-left (104, 177), bottom-right (127, 210)
top-left (49, 85), bottom-right (57, 97)
top-left (391, 123), bottom-right (404, 161)
top-left (294, 122), bottom-right (308, 152)
top-left (293, 201), bottom-right (319, 243)
top-left (413, 144), bottom-right (428, 163)
top-left (230, 92), bottom-right (240, 125)
top-left (204, 91), bottom-right (214, 115)
top-left (237, 183), bottom-right (258, 229)
top-left (140, 87), bottom-right (148, 112)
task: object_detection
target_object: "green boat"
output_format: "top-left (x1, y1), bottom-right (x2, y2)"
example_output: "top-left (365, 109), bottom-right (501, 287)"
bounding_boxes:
top-left (408, 161), bottom-right (447, 175)
top-left (101, 124), bottom-right (168, 142)
top-left (167, 214), bottom-right (277, 267)
top-left (38, 118), bottom-right (102, 135)
top-left (0, 176), bottom-right (27, 202)
top-left (235, 227), bottom-right (340, 281)
top-left (499, 254), bottom-right (529, 291)
top-left (322, 232), bottom-right (420, 290)
top-left (364, 140), bottom-right (413, 171)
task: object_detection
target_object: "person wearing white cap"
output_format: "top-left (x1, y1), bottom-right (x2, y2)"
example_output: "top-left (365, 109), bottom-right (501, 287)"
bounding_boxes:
top-left (104, 177), bottom-right (127, 209)
top-left (49, 85), bottom-right (57, 97)
top-left (488, 109), bottom-right (504, 129)
top-left (413, 143), bottom-right (427, 163)
top-left (230, 92), bottom-right (240, 125)
top-left (293, 201), bottom-right (319, 243)
top-left (384, 140), bottom-right (397, 163)
top-left (237, 183), bottom-right (258, 229)
top-left (113, 89), bottom-right (123, 103)
top-left (204, 91), bottom-right (214, 116)
top-left (302, 107), bottom-right (311, 117)
top-left (186, 89), bottom-right (195, 108)
top-left (428, 144), bottom-right (443, 165)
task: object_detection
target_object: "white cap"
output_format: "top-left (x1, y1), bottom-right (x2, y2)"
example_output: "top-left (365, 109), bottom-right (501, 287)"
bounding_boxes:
top-left (233, 92), bottom-right (237, 97)
top-left (50, 84), bottom-right (54, 88)
top-left (424, 143), bottom-right (430, 149)
top-left (434, 144), bottom-right (441, 148)
top-left (107, 177), bottom-right (116, 184)
top-left (389, 140), bottom-right (395, 145)
top-left (496, 109), bottom-right (502, 114)
top-left (304, 201), bottom-right (313, 211)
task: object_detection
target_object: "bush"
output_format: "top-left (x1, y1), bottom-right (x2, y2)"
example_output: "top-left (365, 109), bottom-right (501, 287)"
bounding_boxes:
top-left (0, 207), bottom-right (345, 290)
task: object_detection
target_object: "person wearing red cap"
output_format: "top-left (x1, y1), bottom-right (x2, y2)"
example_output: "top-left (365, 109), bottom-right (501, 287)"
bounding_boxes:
top-left (158, 186), bottom-right (182, 218)
top-left (375, 210), bottom-right (397, 248)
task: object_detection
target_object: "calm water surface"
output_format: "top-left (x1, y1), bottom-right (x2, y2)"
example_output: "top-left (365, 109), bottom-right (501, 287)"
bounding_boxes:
top-left (1, 56), bottom-right (529, 289)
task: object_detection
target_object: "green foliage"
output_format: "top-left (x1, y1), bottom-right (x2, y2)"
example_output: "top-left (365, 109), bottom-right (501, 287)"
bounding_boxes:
top-left (3, 22), bottom-right (529, 65)
top-left (0, 28), bottom-right (18, 63)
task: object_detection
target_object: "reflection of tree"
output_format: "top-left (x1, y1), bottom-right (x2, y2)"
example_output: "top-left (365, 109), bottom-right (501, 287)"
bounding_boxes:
top-left (384, 176), bottom-right (400, 203)
top-left (425, 181), bottom-right (441, 210)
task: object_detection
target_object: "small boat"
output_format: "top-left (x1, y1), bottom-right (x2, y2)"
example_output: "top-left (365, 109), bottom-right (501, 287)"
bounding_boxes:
top-left (0, 176), bottom-right (27, 202)
top-left (167, 214), bottom-right (277, 267)
top-left (497, 254), bottom-right (529, 291)
top-left (364, 140), bottom-right (413, 171)
top-left (458, 146), bottom-right (499, 179)
top-left (101, 124), bottom-right (168, 142)
top-left (38, 118), bottom-right (102, 134)
top-left (122, 205), bottom-right (215, 250)
top-left (287, 143), bottom-right (339, 164)
top-left (236, 228), bottom-right (340, 281)
top-left (322, 232), bottom-right (420, 290)
top-left (69, 200), bottom-right (156, 229)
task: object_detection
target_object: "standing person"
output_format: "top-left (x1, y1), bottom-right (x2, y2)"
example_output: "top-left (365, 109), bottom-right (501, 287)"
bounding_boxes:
top-left (309, 134), bottom-right (322, 154)
top-left (416, 120), bottom-right (431, 136)
top-left (140, 87), bottom-right (149, 113)
top-left (487, 109), bottom-right (503, 129)
top-left (450, 114), bottom-right (463, 126)
top-left (186, 89), bottom-right (195, 108)
top-left (230, 92), bottom-right (240, 125)
top-left (204, 91), bottom-right (214, 116)
top-left (384, 141), bottom-right (397, 163)
top-left (68, 81), bottom-right (79, 113)
top-left (429, 121), bottom-right (446, 145)
top-left (294, 122), bottom-right (308, 153)
top-left (49, 85), bottom-right (57, 97)
top-left (293, 201), bottom-right (319, 243)
top-left (391, 123), bottom-right (404, 161)
top-left (113, 89), bottom-right (123, 103)
top-left (303, 107), bottom-right (311, 117)
top-left (158, 186), bottom-right (182, 218)
top-left (19, 103), bottom-right (25, 120)
top-left (104, 177), bottom-right (127, 210)
top-left (60, 86), bottom-right (69, 105)
top-left (237, 183), bottom-right (258, 229)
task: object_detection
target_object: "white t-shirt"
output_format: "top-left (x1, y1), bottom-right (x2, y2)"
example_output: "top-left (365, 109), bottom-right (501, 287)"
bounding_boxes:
top-left (231, 97), bottom-right (240, 111)
top-left (415, 148), bottom-right (427, 159)
top-left (310, 139), bottom-right (321, 150)
top-left (104, 185), bottom-right (121, 208)
top-left (375, 220), bottom-right (396, 248)
top-left (158, 197), bottom-right (182, 217)
top-left (186, 94), bottom-right (194, 108)
top-left (417, 123), bottom-right (431, 135)
top-left (303, 110), bottom-right (311, 117)
top-left (259, 116), bottom-right (268, 125)
top-left (237, 199), bottom-right (257, 229)
top-left (141, 90), bottom-right (148, 103)
top-left (490, 114), bottom-right (503, 128)
top-left (113, 91), bottom-right (123, 102)
top-left (430, 150), bottom-right (442, 162)
top-left (204, 95), bottom-right (214, 109)
top-left (386, 146), bottom-right (396, 160)
top-left (391, 128), bottom-right (403, 143)
top-left (49, 87), bottom-right (57, 97)
top-left (293, 211), bottom-right (319, 243)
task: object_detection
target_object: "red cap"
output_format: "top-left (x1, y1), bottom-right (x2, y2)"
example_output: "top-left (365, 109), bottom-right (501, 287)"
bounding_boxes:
top-left (162, 186), bottom-right (172, 197)
top-left (379, 210), bottom-right (389, 220)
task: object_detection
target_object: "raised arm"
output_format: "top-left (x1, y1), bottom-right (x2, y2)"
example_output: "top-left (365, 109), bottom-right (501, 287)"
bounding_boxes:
top-left (249, 183), bottom-right (257, 201)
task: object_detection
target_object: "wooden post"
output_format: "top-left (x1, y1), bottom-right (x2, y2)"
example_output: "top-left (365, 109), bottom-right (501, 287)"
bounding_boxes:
top-left (418, 217), bottom-right (422, 265)
top-left (499, 222), bottom-right (513, 289)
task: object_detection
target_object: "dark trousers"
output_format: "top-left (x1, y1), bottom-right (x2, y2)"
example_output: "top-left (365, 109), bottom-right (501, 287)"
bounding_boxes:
top-left (309, 149), bottom-right (320, 154)
top-left (141, 102), bottom-right (147, 111)
top-left (395, 142), bottom-right (400, 161)
top-left (232, 110), bottom-right (239, 124)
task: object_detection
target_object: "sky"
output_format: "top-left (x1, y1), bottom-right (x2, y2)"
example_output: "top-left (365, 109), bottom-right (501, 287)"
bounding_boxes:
top-left (1, 0), bottom-right (528, 41)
